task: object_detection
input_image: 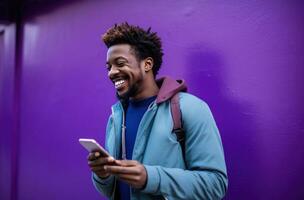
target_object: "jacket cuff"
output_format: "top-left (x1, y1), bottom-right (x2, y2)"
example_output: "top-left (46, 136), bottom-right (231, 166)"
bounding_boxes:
top-left (141, 165), bottom-right (160, 194)
top-left (92, 173), bottom-right (113, 185)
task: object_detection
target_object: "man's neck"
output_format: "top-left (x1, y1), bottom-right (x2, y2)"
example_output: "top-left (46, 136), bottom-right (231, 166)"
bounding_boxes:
top-left (130, 78), bottom-right (159, 101)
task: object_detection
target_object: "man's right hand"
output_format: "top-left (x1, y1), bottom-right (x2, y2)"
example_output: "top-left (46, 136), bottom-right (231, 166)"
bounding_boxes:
top-left (87, 152), bottom-right (116, 179)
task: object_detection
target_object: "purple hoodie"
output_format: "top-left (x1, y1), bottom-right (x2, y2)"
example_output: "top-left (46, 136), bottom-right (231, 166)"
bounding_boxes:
top-left (156, 76), bottom-right (187, 104)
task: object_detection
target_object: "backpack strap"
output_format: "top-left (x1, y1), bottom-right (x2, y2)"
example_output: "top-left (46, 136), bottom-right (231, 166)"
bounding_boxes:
top-left (170, 93), bottom-right (186, 164)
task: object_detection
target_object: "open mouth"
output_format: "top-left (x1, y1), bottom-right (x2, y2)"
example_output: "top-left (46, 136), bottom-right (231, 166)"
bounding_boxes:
top-left (114, 79), bottom-right (127, 90)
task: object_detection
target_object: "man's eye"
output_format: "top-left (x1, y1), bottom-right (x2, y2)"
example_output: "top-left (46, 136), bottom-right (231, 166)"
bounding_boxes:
top-left (117, 62), bottom-right (125, 67)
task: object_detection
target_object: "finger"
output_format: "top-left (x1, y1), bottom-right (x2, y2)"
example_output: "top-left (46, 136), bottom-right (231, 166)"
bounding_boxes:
top-left (116, 173), bottom-right (140, 182)
top-left (105, 165), bottom-right (140, 174)
top-left (88, 156), bottom-right (115, 167)
top-left (87, 152), bottom-right (102, 161)
top-left (95, 152), bottom-right (101, 157)
top-left (90, 166), bottom-right (105, 172)
top-left (87, 152), bottom-right (96, 160)
top-left (114, 160), bottom-right (138, 166)
top-left (90, 167), bottom-right (110, 178)
top-left (87, 151), bottom-right (113, 161)
top-left (88, 158), bottom-right (114, 167)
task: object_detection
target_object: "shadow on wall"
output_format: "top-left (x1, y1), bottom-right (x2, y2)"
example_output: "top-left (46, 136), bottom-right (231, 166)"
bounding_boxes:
top-left (22, 0), bottom-right (84, 20)
top-left (185, 45), bottom-right (262, 199)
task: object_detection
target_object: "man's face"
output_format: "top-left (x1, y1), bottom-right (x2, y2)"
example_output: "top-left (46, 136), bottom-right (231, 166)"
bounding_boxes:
top-left (106, 44), bottom-right (145, 99)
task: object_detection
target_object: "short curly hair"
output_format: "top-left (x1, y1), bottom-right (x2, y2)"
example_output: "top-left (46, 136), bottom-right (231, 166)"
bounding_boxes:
top-left (102, 23), bottom-right (163, 77)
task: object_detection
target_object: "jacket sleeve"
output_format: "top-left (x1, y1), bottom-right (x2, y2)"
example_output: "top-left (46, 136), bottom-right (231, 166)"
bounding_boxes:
top-left (91, 115), bottom-right (116, 198)
top-left (141, 94), bottom-right (228, 199)
top-left (92, 173), bottom-right (115, 198)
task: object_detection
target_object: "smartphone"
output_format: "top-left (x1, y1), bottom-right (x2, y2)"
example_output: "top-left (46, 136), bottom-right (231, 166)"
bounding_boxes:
top-left (79, 138), bottom-right (110, 157)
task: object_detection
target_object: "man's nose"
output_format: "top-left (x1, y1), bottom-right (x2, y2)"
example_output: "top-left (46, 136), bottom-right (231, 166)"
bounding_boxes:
top-left (108, 66), bottom-right (119, 78)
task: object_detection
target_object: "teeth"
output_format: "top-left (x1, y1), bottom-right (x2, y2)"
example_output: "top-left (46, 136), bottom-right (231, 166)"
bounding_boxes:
top-left (115, 80), bottom-right (125, 87)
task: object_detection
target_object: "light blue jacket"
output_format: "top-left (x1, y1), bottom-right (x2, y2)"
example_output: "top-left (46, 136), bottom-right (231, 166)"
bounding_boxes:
top-left (92, 77), bottom-right (228, 200)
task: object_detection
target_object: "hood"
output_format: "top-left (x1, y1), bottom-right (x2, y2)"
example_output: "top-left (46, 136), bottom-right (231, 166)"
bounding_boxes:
top-left (156, 76), bottom-right (187, 104)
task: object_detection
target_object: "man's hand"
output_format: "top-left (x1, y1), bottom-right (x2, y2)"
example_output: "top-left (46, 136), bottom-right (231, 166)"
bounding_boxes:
top-left (104, 160), bottom-right (147, 189)
top-left (87, 152), bottom-right (116, 179)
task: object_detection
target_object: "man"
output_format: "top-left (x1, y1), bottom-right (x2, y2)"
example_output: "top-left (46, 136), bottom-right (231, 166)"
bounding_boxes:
top-left (87, 23), bottom-right (228, 200)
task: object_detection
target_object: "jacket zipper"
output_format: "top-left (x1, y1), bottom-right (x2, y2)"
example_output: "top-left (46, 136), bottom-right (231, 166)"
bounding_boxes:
top-left (112, 102), bottom-right (167, 200)
top-left (110, 107), bottom-right (117, 200)
top-left (121, 104), bottom-right (127, 160)
top-left (110, 104), bottom-right (127, 199)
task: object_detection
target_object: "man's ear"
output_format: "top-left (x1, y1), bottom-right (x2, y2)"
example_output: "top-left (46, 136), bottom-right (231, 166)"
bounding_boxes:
top-left (144, 57), bottom-right (154, 72)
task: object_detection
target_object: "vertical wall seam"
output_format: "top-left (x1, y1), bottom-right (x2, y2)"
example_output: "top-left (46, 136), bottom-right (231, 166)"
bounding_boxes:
top-left (11, 1), bottom-right (22, 200)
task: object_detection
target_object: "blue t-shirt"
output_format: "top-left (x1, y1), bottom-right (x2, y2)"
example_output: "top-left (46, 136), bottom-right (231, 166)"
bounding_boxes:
top-left (118, 96), bottom-right (157, 200)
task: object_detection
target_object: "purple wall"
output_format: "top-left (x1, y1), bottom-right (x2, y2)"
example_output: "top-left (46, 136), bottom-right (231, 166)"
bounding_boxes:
top-left (1, 0), bottom-right (304, 199)
top-left (1, 23), bottom-right (18, 200)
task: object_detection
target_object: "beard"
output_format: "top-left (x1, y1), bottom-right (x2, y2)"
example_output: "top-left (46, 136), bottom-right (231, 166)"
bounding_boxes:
top-left (115, 63), bottom-right (144, 109)
top-left (116, 80), bottom-right (141, 109)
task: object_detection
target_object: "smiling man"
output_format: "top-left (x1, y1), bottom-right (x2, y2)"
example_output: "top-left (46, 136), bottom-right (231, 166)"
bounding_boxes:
top-left (87, 23), bottom-right (228, 200)
top-left (107, 43), bottom-right (159, 104)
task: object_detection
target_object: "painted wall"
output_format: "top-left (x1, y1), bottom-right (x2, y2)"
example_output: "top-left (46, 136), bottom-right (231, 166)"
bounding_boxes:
top-left (1, 0), bottom-right (304, 199)
top-left (0, 23), bottom-right (17, 200)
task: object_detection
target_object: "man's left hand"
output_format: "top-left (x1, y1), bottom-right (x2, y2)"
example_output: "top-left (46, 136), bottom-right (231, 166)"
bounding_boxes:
top-left (104, 160), bottom-right (147, 189)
